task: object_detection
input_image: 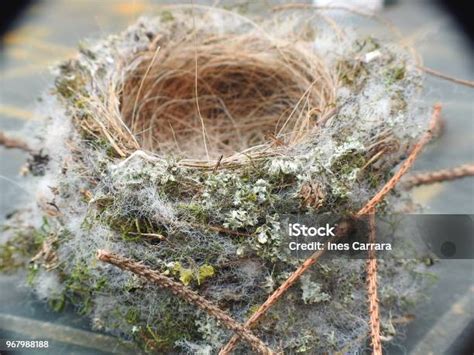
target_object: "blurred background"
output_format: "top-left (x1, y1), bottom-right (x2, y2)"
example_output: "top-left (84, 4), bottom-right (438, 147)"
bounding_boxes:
top-left (0, 1), bottom-right (472, 354)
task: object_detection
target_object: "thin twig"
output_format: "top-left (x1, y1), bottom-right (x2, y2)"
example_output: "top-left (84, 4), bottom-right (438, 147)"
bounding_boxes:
top-left (213, 154), bottom-right (224, 173)
top-left (126, 231), bottom-right (166, 240)
top-left (97, 250), bottom-right (274, 355)
top-left (404, 163), bottom-right (474, 188)
top-left (367, 210), bottom-right (382, 355)
top-left (0, 131), bottom-right (31, 152)
top-left (219, 104), bottom-right (442, 354)
top-left (418, 65), bottom-right (474, 88)
top-left (189, 222), bottom-right (254, 237)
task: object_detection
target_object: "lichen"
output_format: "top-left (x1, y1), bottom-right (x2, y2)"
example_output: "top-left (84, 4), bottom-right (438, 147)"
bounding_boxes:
top-left (300, 275), bottom-right (331, 304)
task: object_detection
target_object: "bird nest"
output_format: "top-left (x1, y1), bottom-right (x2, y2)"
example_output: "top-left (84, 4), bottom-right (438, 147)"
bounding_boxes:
top-left (1, 5), bottom-right (435, 354)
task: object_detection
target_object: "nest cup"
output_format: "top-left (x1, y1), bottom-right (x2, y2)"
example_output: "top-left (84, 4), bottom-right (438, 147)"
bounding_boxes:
top-left (70, 7), bottom-right (357, 168)
top-left (121, 34), bottom-right (336, 161)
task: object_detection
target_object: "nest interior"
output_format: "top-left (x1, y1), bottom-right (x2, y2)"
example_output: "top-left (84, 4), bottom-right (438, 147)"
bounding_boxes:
top-left (121, 34), bottom-right (335, 160)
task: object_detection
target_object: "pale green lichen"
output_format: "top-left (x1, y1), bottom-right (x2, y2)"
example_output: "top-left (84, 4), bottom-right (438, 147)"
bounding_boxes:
top-left (167, 262), bottom-right (215, 286)
top-left (300, 275), bottom-right (331, 304)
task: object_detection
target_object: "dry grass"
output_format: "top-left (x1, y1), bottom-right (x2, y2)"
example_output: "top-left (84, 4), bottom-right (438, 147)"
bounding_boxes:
top-left (119, 34), bottom-right (336, 161)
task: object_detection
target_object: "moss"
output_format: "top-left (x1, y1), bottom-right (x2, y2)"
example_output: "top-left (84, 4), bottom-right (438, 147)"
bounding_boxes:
top-left (355, 36), bottom-right (380, 52)
top-left (385, 65), bottom-right (406, 85)
top-left (247, 304), bottom-right (261, 316)
top-left (106, 214), bottom-right (165, 244)
top-left (160, 10), bottom-right (175, 23)
top-left (391, 90), bottom-right (408, 113)
top-left (0, 235), bottom-right (30, 272)
top-left (78, 42), bottom-right (97, 60)
top-left (337, 60), bottom-right (368, 88)
top-left (177, 202), bottom-right (209, 223)
top-left (54, 61), bottom-right (88, 100)
top-left (61, 260), bottom-right (105, 315)
top-left (26, 263), bottom-right (39, 285)
top-left (125, 307), bottom-right (140, 324)
top-left (367, 169), bottom-right (383, 189)
top-left (0, 218), bottom-right (49, 272)
top-left (136, 303), bottom-right (199, 353)
top-left (84, 136), bottom-right (117, 158)
top-left (331, 150), bottom-right (366, 177)
top-left (49, 293), bottom-right (66, 312)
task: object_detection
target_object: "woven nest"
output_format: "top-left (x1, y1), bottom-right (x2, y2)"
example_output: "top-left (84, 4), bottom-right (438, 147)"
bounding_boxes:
top-left (2, 5), bottom-right (434, 354)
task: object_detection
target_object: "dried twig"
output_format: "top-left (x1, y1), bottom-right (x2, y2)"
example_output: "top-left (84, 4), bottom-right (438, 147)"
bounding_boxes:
top-left (366, 210), bottom-right (382, 355)
top-left (219, 104), bottom-right (442, 354)
top-left (190, 222), bottom-right (254, 237)
top-left (404, 163), bottom-right (474, 188)
top-left (31, 234), bottom-right (59, 271)
top-left (212, 154), bottom-right (224, 173)
top-left (418, 65), bottom-right (474, 88)
top-left (97, 250), bottom-right (274, 355)
top-left (0, 131), bottom-right (31, 152)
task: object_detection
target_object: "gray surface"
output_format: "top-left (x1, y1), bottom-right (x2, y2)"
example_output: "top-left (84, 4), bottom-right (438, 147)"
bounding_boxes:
top-left (0, 0), bottom-right (473, 354)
